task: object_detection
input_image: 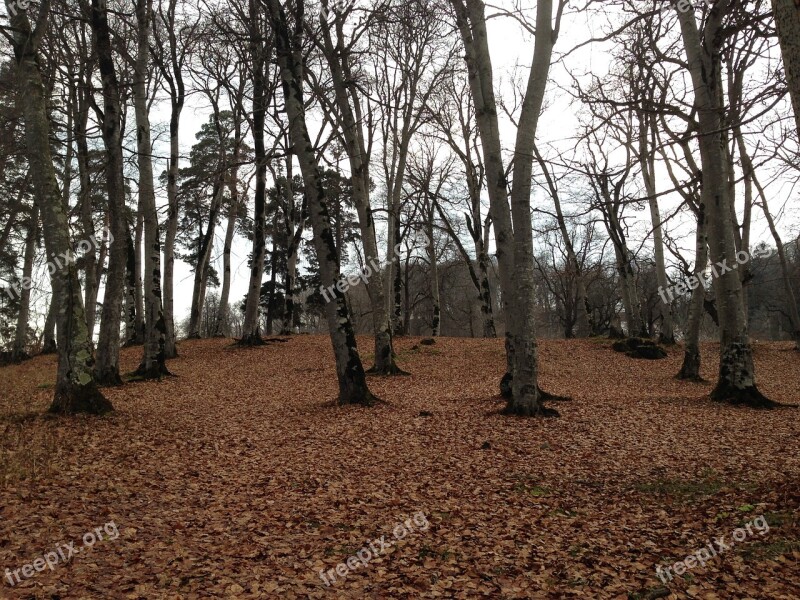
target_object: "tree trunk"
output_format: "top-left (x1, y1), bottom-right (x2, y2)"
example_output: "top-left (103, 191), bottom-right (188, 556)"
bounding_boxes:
top-left (7, 0), bottom-right (111, 413)
top-left (477, 250), bottom-right (496, 337)
top-left (282, 240), bottom-right (298, 334)
top-left (75, 59), bottom-right (98, 338)
top-left (239, 0), bottom-right (268, 346)
top-left (267, 0), bottom-right (376, 405)
top-left (134, 0), bottom-right (169, 378)
top-left (773, 0), bottom-right (800, 138)
top-left (451, 0), bottom-right (561, 416)
top-left (163, 109), bottom-right (182, 357)
top-left (42, 293), bottom-right (57, 354)
top-left (189, 180), bottom-right (223, 338)
top-left (131, 207), bottom-right (145, 343)
top-left (534, 145), bottom-right (590, 337)
top-left (12, 206), bottom-right (38, 361)
top-left (678, 205), bottom-right (708, 380)
top-left (318, 23), bottom-right (402, 371)
top-left (124, 230), bottom-right (139, 344)
top-left (92, 0), bottom-right (130, 385)
top-left (426, 220), bottom-right (441, 336)
top-left (215, 194), bottom-right (238, 337)
top-left (676, 3), bottom-right (776, 407)
top-left (751, 171), bottom-right (800, 349)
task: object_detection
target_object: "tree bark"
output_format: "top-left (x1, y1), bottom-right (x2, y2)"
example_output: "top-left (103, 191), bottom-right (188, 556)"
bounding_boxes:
top-left (239, 0), bottom-right (268, 346)
top-left (156, 0), bottom-right (187, 359)
top-left (676, 2), bottom-right (776, 407)
top-left (319, 18), bottom-right (402, 371)
top-left (773, 0), bottom-right (800, 137)
top-left (92, 0), bottom-right (131, 385)
top-left (7, 0), bottom-right (111, 413)
top-left (267, 0), bottom-right (377, 405)
top-left (42, 292), bottom-right (57, 354)
top-left (216, 192), bottom-right (239, 337)
top-left (451, 0), bottom-right (562, 416)
top-left (12, 205), bottom-right (38, 361)
top-left (134, 0), bottom-right (169, 377)
top-left (678, 204), bottom-right (708, 380)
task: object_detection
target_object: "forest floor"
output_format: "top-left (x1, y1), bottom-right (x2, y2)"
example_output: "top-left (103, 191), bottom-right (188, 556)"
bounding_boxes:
top-left (0, 335), bottom-right (799, 599)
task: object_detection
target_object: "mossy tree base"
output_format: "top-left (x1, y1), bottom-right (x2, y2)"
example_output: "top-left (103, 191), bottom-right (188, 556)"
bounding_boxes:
top-left (236, 330), bottom-right (268, 347)
top-left (95, 368), bottom-right (123, 387)
top-left (502, 398), bottom-right (560, 418)
top-left (367, 363), bottom-right (410, 376)
top-left (499, 374), bottom-right (565, 417)
top-left (612, 338), bottom-right (668, 360)
top-left (710, 382), bottom-right (782, 409)
top-left (49, 384), bottom-right (113, 415)
top-left (134, 362), bottom-right (173, 380)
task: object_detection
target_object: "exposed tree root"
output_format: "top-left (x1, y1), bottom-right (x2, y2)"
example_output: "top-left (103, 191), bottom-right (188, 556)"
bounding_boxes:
top-left (710, 383), bottom-right (791, 409)
top-left (235, 331), bottom-right (268, 347)
top-left (133, 363), bottom-right (174, 380)
top-left (676, 350), bottom-right (704, 382)
top-left (367, 363), bottom-right (410, 376)
top-left (502, 401), bottom-right (560, 418)
top-left (95, 369), bottom-right (124, 387)
top-left (538, 387), bottom-right (572, 402)
top-left (49, 384), bottom-right (113, 415)
top-left (338, 389), bottom-right (384, 407)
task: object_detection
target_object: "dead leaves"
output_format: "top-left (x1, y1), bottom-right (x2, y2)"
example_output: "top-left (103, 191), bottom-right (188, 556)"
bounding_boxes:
top-left (0, 337), bottom-right (798, 598)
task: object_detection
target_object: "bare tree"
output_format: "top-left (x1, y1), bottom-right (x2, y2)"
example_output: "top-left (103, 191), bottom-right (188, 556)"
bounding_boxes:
top-left (449, 0), bottom-right (568, 416)
top-left (4, 0), bottom-right (111, 413)
top-left (674, 0), bottom-right (776, 406)
top-left (265, 0), bottom-right (378, 405)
